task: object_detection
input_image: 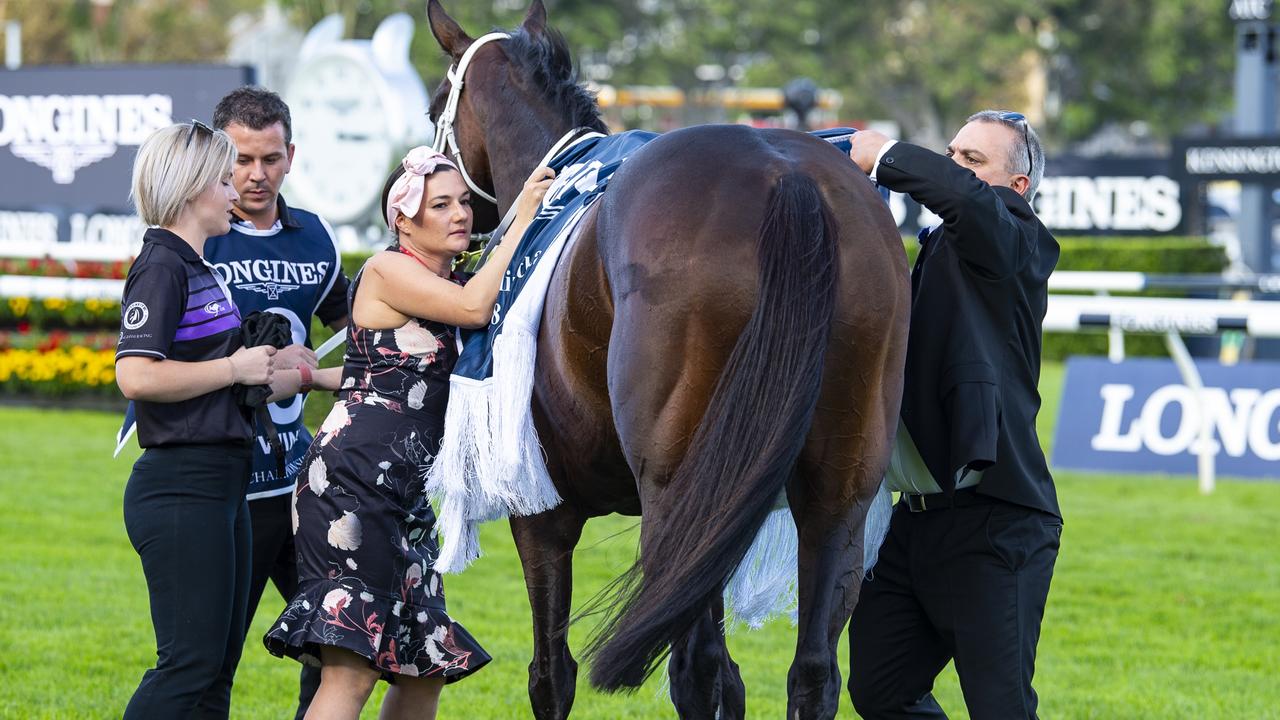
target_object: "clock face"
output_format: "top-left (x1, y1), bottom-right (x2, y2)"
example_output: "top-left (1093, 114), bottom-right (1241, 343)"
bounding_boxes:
top-left (286, 54), bottom-right (397, 224)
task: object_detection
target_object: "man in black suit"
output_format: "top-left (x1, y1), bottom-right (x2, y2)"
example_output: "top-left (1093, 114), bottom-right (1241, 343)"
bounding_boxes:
top-left (845, 111), bottom-right (1062, 719)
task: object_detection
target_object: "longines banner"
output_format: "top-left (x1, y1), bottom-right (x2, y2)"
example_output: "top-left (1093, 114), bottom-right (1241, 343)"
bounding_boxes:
top-left (888, 156), bottom-right (1183, 237)
top-left (1034, 156), bottom-right (1183, 235)
top-left (1053, 357), bottom-right (1280, 480)
top-left (0, 64), bottom-right (253, 259)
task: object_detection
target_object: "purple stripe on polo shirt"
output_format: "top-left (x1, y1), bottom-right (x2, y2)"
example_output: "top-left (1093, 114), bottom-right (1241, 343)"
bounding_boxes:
top-left (174, 312), bottom-right (241, 342)
top-left (179, 305), bottom-right (238, 327)
top-left (186, 285), bottom-right (226, 311)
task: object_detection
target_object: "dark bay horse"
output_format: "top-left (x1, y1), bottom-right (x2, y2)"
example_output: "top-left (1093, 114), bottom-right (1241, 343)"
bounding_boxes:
top-left (426, 2), bottom-right (909, 717)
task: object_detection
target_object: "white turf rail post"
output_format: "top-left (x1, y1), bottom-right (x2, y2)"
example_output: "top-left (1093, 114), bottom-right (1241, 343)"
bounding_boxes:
top-left (1163, 329), bottom-right (1215, 495)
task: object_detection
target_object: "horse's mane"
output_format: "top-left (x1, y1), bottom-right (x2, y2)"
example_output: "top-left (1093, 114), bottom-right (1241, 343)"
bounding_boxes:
top-left (503, 26), bottom-right (607, 133)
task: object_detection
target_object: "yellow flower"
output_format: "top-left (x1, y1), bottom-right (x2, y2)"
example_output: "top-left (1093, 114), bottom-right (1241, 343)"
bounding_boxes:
top-left (0, 347), bottom-right (116, 393)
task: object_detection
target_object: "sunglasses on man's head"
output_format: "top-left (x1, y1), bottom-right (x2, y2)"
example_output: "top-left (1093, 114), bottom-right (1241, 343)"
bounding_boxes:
top-left (999, 111), bottom-right (1033, 178)
top-left (185, 119), bottom-right (214, 149)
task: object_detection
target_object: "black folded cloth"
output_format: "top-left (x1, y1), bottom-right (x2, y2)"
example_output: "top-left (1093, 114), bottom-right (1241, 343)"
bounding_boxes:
top-left (233, 310), bottom-right (293, 408)
top-left (234, 310), bottom-right (294, 479)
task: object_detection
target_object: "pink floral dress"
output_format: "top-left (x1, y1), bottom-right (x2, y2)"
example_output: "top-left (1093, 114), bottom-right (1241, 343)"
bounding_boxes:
top-left (264, 259), bottom-right (489, 682)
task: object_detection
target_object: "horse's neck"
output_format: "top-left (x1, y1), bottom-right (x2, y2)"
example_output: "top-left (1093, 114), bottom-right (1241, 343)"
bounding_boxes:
top-left (484, 118), bottom-right (571, 212)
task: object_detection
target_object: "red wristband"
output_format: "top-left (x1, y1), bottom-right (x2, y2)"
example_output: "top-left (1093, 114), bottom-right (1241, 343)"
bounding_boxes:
top-left (297, 364), bottom-right (313, 393)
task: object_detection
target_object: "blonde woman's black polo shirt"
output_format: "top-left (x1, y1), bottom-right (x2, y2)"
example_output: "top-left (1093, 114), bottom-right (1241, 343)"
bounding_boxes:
top-left (116, 228), bottom-right (252, 448)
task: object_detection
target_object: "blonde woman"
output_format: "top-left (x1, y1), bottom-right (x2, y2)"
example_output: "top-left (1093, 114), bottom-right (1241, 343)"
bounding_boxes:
top-left (265, 148), bottom-right (554, 720)
top-left (117, 121), bottom-right (301, 718)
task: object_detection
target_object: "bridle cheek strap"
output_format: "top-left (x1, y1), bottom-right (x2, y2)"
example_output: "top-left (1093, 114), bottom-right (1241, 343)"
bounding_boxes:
top-left (431, 32), bottom-right (511, 206)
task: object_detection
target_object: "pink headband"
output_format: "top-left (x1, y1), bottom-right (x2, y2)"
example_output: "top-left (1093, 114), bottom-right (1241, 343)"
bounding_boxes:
top-left (384, 146), bottom-right (459, 229)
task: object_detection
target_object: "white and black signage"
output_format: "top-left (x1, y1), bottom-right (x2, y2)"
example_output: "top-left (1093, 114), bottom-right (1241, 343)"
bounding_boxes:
top-left (0, 209), bottom-right (146, 260)
top-left (1034, 175), bottom-right (1182, 233)
top-left (1229, 0), bottom-right (1273, 22)
top-left (0, 65), bottom-right (252, 258)
top-left (1173, 136), bottom-right (1280, 182)
top-left (1054, 357), bottom-right (1280, 480)
top-left (0, 93), bottom-right (173, 185)
top-left (887, 156), bottom-right (1183, 236)
top-left (1034, 156), bottom-right (1183, 235)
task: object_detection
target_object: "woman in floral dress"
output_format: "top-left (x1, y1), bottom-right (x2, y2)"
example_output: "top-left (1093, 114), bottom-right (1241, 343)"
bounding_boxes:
top-left (265, 148), bottom-right (555, 720)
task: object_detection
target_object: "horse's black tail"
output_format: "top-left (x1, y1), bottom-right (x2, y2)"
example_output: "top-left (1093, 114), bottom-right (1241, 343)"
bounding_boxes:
top-left (585, 172), bottom-right (839, 691)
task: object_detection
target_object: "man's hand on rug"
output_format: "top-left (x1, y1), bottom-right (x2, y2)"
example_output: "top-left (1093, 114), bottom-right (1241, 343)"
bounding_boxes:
top-left (848, 129), bottom-right (892, 175)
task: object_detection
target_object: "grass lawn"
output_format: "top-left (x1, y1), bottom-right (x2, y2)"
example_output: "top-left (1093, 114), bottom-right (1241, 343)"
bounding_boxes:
top-left (1, 361), bottom-right (1278, 718)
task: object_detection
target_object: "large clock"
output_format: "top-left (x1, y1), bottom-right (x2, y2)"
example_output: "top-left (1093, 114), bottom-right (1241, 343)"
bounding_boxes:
top-left (284, 13), bottom-right (431, 225)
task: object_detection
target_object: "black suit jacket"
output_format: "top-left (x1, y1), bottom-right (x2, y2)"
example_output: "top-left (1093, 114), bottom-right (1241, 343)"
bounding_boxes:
top-left (877, 142), bottom-right (1061, 518)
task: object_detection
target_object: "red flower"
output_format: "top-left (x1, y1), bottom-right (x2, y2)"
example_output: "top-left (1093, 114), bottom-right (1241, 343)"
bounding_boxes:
top-left (16, 321), bottom-right (30, 334)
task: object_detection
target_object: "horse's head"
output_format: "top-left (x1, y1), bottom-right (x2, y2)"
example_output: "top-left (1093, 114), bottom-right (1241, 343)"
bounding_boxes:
top-left (426, 0), bottom-right (604, 230)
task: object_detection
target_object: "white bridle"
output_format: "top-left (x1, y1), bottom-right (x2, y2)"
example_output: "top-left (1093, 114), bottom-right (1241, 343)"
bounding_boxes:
top-left (429, 30), bottom-right (604, 256)
top-left (431, 32), bottom-right (511, 206)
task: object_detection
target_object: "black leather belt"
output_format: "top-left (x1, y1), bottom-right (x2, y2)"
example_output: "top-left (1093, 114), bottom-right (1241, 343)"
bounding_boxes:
top-left (902, 487), bottom-right (986, 513)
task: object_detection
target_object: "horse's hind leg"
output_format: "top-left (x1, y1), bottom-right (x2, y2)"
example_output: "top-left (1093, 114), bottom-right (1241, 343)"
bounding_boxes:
top-left (668, 598), bottom-right (745, 720)
top-left (785, 485), bottom-right (871, 719)
top-left (511, 503), bottom-right (588, 720)
top-left (786, 390), bottom-right (896, 719)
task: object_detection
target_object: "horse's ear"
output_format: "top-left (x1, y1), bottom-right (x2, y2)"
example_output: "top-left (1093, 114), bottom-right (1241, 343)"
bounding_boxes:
top-left (521, 0), bottom-right (547, 36)
top-left (427, 0), bottom-right (473, 58)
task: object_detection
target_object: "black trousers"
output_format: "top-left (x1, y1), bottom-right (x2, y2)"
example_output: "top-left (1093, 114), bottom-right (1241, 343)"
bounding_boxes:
top-left (848, 491), bottom-right (1061, 720)
top-left (122, 443), bottom-right (253, 720)
top-left (245, 492), bottom-right (320, 720)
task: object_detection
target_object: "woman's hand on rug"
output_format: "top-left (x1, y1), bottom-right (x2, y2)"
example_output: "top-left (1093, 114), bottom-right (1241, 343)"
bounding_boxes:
top-left (509, 166), bottom-right (557, 237)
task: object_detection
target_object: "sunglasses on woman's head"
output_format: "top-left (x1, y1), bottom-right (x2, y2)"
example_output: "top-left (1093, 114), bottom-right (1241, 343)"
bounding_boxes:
top-left (999, 111), bottom-right (1033, 178)
top-left (185, 119), bottom-right (214, 148)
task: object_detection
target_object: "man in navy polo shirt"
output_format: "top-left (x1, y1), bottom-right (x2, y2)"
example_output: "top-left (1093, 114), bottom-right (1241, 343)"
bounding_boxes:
top-left (204, 86), bottom-right (348, 719)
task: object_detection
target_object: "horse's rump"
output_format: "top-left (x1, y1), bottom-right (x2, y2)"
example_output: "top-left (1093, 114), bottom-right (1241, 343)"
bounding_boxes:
top-left (595, 125), bottom-right (903, 479)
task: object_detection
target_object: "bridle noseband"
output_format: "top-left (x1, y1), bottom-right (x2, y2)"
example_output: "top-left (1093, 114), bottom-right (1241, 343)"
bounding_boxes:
top-left (431, 32), bottom-right (511, 206)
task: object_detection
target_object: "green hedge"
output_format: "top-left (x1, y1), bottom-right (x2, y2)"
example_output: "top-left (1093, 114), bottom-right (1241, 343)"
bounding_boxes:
top-left (341, 252), bottom-right (370, 281)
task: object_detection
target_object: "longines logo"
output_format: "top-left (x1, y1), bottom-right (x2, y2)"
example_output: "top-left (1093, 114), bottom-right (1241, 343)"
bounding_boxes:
top-left (241, 281), bottom-right (302, 300)
top-left (0, 93), bottom-right (173, 184)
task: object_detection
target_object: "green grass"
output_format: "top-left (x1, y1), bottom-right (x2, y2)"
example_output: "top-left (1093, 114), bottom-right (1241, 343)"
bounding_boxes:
top-left (1, 362), bottom-right (1278, 718)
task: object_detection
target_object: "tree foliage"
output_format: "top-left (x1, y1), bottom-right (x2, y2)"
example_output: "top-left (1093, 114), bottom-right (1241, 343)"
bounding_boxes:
top-left (1044, 0), bottom-right (1235, 142)
top-left (0, 0), bottom-right (1239, 147)
top-left (0, 0), bottom-right (260, 65)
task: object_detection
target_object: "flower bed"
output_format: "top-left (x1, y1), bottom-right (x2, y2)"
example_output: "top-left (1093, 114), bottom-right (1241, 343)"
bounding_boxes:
top-left (0, 296), bottom-right (121, 332)
top-left (0, 256), bottom-right (130, 279)
top-left (0, 345), bottom-right (118, 398)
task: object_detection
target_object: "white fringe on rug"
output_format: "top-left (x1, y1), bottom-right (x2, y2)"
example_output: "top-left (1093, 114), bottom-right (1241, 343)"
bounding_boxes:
top-left (491, 316), bottom-right (559, 517)
top-left (723, 477), bottom-right (894, 630)
top-left (725, 504), bottom-right (799, 630)
top-left (862, 477), bottom-right (893, 578)
top-left (425, 204), bottom-right (593, 574)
